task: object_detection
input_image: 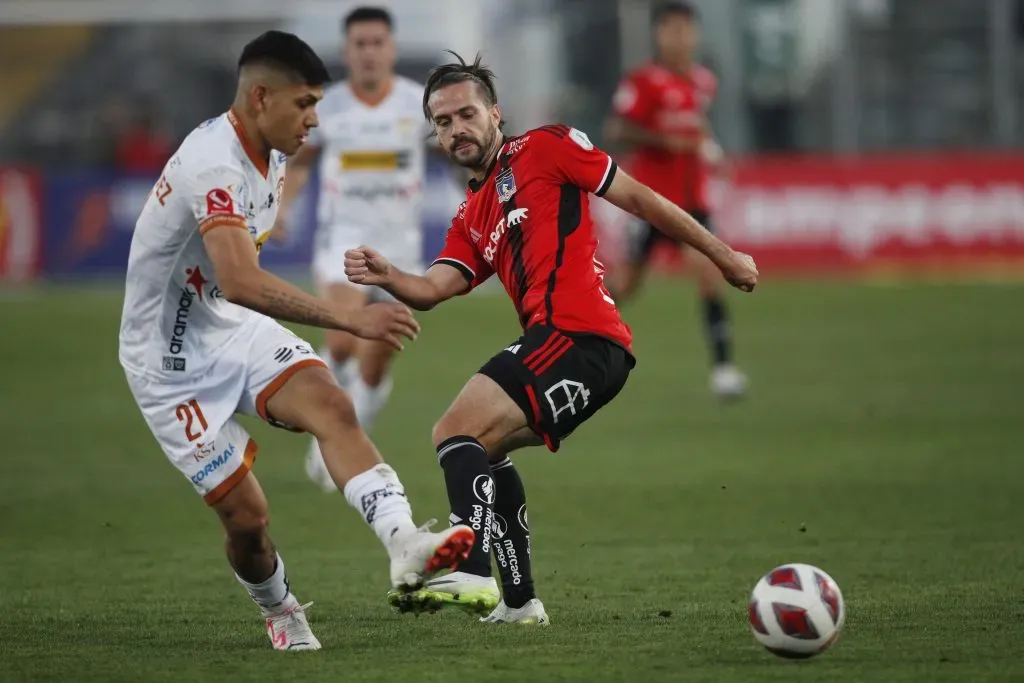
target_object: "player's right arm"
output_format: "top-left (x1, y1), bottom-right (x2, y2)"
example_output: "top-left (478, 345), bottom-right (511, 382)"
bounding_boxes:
top-left (603, 73), bottom-right (701, 153)
top-left (190, 166), bottom-right (418, 350)
top-left (344, 204), bottom-right (494, 310)
top-left (344, 247), bottom-right (468, 311)
top-left (203, 227), bottom-right (418, 349)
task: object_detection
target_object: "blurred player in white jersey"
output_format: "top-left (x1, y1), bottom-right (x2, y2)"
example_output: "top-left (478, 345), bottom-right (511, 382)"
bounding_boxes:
top-left (118, 30), bottom-right (474, 651)
top-left (274, 7), bottom-right (431, 491)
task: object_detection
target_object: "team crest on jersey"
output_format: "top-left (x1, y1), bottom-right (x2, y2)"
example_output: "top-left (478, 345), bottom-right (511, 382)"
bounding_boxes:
top-left (495, 168), bottom-right (517, 203)
top-left (206, 188), bottom-right (234, 215)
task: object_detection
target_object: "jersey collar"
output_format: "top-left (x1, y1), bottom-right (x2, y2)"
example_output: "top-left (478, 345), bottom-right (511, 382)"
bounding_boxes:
top-left (467, 135), bottom-right (508, 194)
top-left (227, 107), bottom-right (269, 179)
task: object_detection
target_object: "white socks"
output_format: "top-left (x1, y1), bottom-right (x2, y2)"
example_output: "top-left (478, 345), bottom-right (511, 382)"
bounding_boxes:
top-left (320, 351), bottom-right (392, 431)
top-left (349, 374), bottom-right (393, 432)
top-left (322, 348), bottom-right (358, 393)
top-left (236, 553), bottom-right (292, 614)
top-left (343, 464), bottom-right (416, 546)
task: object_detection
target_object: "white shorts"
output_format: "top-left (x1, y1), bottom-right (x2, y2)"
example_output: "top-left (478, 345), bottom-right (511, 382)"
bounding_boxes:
top-left (312, 223), bottom-right (423, 299)
top-left (125, 317), bottom-right (326, 505)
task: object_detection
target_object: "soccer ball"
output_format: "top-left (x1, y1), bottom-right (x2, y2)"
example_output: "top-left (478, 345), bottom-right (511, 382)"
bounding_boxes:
top-left (748, 563), bottom-right (845, 659)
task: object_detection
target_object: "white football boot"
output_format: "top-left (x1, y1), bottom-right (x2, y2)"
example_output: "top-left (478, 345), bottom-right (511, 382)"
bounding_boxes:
top-left (264, 596), bottom-right (322, 651)
top-left (710, 364), bottom-right (748, 399)
top-left (481, 598), bottom-right (550, 625)
top-left (387, 519), bottom-right (476, 592)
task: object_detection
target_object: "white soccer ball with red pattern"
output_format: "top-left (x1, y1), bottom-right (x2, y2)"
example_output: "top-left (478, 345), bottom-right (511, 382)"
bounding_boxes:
top-left (748, 563), bottom-right (845, 659)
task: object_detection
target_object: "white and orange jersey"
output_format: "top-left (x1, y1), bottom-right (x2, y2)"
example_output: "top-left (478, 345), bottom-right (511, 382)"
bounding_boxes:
top-left (309, 76), bottom-right (429, 269)
top-left (118, 109), bottom-right (286, 381)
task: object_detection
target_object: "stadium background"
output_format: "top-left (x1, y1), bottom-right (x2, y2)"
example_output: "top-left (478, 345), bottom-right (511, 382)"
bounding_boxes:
top-left (2, 1), bottom-right (1022, 681)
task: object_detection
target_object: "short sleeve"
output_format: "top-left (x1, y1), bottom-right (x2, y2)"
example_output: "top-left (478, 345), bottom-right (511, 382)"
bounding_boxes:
top-left (548, 127), bottom-right (618, 197)
top-left (188, 165), bottom-right (248, 235)
top-left (431, 203), bottom-right (493, 292)
top-left (612, 72), bottom-right (656, 126)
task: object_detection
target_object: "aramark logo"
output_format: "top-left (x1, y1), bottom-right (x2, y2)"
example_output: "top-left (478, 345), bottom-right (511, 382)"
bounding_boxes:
top-left (168, 265), bottom-right (208, 357)
top-left (168, 288), bottom-right (195, 355)
top-left (483, 208), bottom-right (528, 263)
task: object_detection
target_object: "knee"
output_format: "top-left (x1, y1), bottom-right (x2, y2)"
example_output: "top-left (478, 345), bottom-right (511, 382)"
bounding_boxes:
top-left (431, 415), bottom-right (455, 450)
top-left (221, 504), bottom-right (270, 549)
top-left (431, 410), bottom-right (479, 450)
top-left (432, 412), bottom-right (504, 455)
top-left (307, 384), bottom-right (360, 439)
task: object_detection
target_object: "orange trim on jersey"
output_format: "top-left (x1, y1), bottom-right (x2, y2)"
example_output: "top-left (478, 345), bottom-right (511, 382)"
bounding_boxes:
top-left (203, 439), bottom-right (259, 506)
top-left (255, 359), bottom-right (329, 423)
top-left (199, 215), bottom-right (247, 235)
top-left (349, 77), bottom-right (393, 107)
top-left (227, 107), bottom-right (270, 178)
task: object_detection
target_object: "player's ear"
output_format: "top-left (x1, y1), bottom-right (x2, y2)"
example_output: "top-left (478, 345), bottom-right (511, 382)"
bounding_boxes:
top-left (489, 104), bottom-right (502, 128)
top-left (250, 83), bottom-right (271, 114)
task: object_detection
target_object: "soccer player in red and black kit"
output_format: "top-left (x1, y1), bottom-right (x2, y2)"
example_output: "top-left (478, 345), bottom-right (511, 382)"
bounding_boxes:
top-left (344, 52), bottom-right (758, 624)
top-left (604, 1), bottom-right (748, 398)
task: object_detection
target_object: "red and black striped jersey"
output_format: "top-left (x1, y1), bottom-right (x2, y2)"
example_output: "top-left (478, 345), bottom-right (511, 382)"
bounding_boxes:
top-left (433, 125), bottom-right (633, 351)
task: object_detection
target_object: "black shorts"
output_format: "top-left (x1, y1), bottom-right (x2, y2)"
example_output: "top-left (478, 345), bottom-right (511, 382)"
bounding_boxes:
top-left (627, 210), bottom-right (713, 264)
top-left (478, 325), bottom-right (636, 452)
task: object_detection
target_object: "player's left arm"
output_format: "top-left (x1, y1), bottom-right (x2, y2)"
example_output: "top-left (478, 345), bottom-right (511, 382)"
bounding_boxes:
top-left (547, 126), bottom-right (756, 292)
top-left (602, 169), bottom-right (756, 291)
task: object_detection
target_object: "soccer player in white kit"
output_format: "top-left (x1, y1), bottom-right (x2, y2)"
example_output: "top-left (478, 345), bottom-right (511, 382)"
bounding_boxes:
top-left (117, 31), bottom-right (475, 651)
top-left (273, 7), bottom-right (431, 490)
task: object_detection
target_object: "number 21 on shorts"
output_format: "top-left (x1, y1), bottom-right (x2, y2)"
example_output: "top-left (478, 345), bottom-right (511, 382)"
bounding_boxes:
top-left (176, 399), bottom-right (208, 442)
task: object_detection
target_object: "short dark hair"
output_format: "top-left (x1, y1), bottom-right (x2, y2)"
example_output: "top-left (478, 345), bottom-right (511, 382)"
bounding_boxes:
top-left (238, 30), bottom-right (330, 86)
top-left (653, 1), bottom-right (699, 24)
top-left (422, 51), bottom-right (499, 121)
top-left (343, 6), bottom-right (393, 33)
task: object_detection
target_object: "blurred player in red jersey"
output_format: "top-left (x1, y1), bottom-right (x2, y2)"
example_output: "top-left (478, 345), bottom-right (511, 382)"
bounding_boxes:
top-left (343, 52), bottom-right (758, 624)
top-left (604, 1), bottom-right (747, 399)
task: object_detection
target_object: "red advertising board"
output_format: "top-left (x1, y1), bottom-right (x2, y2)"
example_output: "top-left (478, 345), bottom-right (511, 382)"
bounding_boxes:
top-left (594, 153), bottom-right (1024, 276)
top-left (0, 167), bottom-right (43, 283)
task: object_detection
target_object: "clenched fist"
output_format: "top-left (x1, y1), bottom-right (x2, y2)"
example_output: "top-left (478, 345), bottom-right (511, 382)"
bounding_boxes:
top-left (345, 246), bottom-right (394, 286)
top-left (719, 251), bottom-right (759, 292)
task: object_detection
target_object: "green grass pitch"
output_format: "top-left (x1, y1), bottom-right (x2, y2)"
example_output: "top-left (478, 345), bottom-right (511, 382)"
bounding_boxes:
top-left (1, 277), bottom-right (1022, 682)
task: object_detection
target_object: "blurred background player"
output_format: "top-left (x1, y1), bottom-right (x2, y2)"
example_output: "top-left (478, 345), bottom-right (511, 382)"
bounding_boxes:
top-left (274, 7), bottom-right (432, 490)
top-left (603, 1), bottom-right (747, 399)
